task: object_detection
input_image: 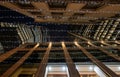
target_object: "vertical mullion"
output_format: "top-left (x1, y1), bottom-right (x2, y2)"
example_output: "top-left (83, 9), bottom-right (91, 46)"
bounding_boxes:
top-left (100, 41), bottom-right (120, 50)
top-left (0, 43), bottom-right (39, 77)
top-left (68, 32), bottom-right (91, 41)
top-left (74, 42), bottom-right (119, 77)
top-left (88, 42), bottom-right (120, 61)
top-left (62, 42), bottom-right (80, 77)
top-left (69, 32), bottom-right (120, 61)
top-left (0, 47), bottom-right (20, 62)
top-left (34, 42), bottom-right (52, 77)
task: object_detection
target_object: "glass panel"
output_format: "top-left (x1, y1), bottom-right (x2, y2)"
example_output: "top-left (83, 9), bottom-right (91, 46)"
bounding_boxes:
top-left (68, 49), bottom-right (91, 63)
top-left (48, 50), bottom-right (65, 63)
top-left (11, 50), bottom-right (45, 77)
top-left (0, 51), bottom-right (27, 75)
top-left (86, 49), bottom-right (120, 64)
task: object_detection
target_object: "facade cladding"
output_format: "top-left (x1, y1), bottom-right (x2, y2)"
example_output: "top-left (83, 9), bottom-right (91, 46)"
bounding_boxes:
top-left (0, 0), bottom-right (120, 77)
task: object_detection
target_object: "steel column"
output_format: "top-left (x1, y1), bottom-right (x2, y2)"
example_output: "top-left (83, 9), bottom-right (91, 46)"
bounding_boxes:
top-left (62, 42), bottom-right (80, 77)
top-left (75, 42), bottom-right (119, 77)
top-left (0, 43), bottom-right (39, 77)
top-left (34, 42), bottom-right (52, 77)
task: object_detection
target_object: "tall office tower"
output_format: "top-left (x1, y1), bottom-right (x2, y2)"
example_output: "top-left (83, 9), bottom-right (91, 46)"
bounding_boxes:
top-left (0, 0), bottom-right (120, 77)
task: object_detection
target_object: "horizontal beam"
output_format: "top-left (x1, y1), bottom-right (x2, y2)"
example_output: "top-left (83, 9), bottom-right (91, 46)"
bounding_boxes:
top-left (0, 0), bottom-right (116, 3)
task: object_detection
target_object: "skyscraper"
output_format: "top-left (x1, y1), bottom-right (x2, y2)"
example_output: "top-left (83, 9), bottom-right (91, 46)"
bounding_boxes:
top-left (0, 0), bottom-right (120, 77)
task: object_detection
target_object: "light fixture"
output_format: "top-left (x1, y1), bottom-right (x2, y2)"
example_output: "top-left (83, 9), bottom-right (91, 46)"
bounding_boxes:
top-left (48, 66), bottom-right (52, 71)
top-left (118, 67), bottom-right (120, 70)
top-left (62, 66), bottom-right (66, 71)
top-left (87, 41), bottom-right (91, 44)
top-left (101, 40), bottom-right (104, 43)
top-left (74, 41), bottom-right (77, 43)
top-left (89, 66), bottom-right (93, 70)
